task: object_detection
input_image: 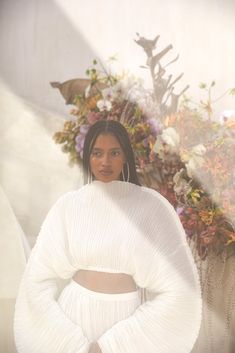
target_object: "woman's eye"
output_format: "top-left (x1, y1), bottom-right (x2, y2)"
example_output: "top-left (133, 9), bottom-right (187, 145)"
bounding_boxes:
top-left (111, 150), bottom-right (120, 156)
top-left (91, 151), bottom-right (102, 157)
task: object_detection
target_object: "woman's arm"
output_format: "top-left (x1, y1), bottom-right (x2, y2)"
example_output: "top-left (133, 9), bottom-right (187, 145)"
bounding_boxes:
top-left (89, 342), bottom-right (102, 353)
top-left (14, 194), bottom-right (90, 353)
top-left (97, 198), bottom-right (202, 353)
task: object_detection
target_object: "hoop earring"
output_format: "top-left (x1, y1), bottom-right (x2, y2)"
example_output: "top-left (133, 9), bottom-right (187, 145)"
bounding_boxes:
top-left (87, 169), bottom-right (93, 184)
top-left (122, 162), bottom-right (130, 182)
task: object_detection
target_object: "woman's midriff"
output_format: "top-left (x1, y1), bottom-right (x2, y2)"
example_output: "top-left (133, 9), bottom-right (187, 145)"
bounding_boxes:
top-left (72, 270), bottom-right (137, 294)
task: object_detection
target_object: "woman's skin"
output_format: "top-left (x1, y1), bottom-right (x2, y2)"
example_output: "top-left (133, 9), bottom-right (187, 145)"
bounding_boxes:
top-left (73, 133), bottom-right (138, 353)
top-left (89, 132), bottom-right (126, 183)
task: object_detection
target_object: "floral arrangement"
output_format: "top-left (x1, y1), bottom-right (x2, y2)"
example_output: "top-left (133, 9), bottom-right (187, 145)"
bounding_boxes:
top-left (155, 101), bottom-right (235, 259)
top-left (53, 63), bottom-right (161, 171)
top-left (52, 34), bottom-right (235, 260)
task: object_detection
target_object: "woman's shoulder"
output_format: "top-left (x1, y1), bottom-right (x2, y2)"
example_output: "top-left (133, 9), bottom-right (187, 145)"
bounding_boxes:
top-left (54, 183), bottom-right (174, 214)
top-left (52, 185), bottom-right (88, 207)
top-left (140, 185), bottom-right (174, 211)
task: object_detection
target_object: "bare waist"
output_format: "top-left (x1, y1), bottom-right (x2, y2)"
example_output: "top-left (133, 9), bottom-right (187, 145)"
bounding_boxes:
top-left (72, 269), bottom-right (137, 294)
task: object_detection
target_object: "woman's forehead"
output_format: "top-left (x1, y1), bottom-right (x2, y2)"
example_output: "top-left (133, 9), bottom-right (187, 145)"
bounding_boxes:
top-left (93, 133), bottom-right (122, 147)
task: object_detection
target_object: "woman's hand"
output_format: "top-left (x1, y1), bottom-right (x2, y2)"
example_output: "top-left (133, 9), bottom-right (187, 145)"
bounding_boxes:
top-left (89, 342), bottom-right (102, 353)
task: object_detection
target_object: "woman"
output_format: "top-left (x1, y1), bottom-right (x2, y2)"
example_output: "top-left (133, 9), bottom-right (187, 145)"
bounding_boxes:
top-left (14, 120), bottom-right (202, 353)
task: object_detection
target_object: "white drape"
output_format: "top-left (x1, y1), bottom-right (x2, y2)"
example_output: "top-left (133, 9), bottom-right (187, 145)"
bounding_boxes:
top-left (0, 83), bottom-right (81, 352)
top-left (0, 185), bottom-right (30, 353)
top-left (0, 2), bottom-right (235, 350)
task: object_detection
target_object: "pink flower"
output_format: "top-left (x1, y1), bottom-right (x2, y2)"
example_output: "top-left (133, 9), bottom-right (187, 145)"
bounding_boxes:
top-left (87, 112), bottom-right (102, 124)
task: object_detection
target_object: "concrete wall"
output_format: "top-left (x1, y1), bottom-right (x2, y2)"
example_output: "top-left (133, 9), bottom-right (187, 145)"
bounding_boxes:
top-left (0, 0), bottom-right (234, 238)
top-left (0, 0), bottom-right (234, 116)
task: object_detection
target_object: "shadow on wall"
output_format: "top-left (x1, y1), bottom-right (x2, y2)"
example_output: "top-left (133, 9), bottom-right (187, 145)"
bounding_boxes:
top-left (0, 0), bottom-right (99, 238)
top-left (0, 3), bottom-right (97, 350)
top-left (0, 0), bottom-right (98, 115)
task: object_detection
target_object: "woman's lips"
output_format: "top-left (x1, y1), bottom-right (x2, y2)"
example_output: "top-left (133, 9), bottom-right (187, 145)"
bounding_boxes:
top-left (100, 170), bottom-right (113, 176)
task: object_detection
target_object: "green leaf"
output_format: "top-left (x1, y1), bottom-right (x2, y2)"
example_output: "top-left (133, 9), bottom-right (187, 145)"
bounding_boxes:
top-left (93, 59), bottom-right (97, 65)
top-left (108, 54), bottom-right (118, 61)
top-left (211, 80), bottom-right (216, 87)
top-left (229, 88), bottom-right (235, 96)
top-left (199, 82), bottom-right (207, 89)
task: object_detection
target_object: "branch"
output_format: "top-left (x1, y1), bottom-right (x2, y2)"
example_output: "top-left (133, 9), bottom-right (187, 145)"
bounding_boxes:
top-left (149, 44), bottom-right (173, 71)
top-left (167, 73), bottom-right (184, 91)
top-left (135, 33), bottom-right (160, 57)
top-left (163, 54), bottom-right (180, 69)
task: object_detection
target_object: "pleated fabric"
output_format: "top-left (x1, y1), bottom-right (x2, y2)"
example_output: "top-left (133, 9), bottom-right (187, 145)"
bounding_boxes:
top-left (14, 180), bottom-right (202, 353)
top-left (57, 280), bottom-right (141, 343)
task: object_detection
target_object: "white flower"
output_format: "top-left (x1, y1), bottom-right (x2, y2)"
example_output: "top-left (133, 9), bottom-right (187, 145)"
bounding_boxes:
top-left (138, 94), bottom-right (160, 118)
top-left (127, 87), bottom-right (143, 102)
top-left (119, 75), bottom-right (143, 91)
top-left (173, 169), bottom-right (192, 194)
top-left (112, 74), bottom-right (145, 102)
top-left (97, 99), bottom-right (112, 111)
top-left (111, 81), bottom-right (125, 99)
top-left (161, 127), bottom-right (180, 149)
top-left (191, 144), bottom-right (206, 156)
top-left (181, 144), bottom-right (206, 178)
top-left (101, 87), bottom-right (115, 101)
top-left (153, 138), bottom-right (164, 155)
top-left (153, 128), bottom-right (180, 157)
top-left (85, 84), bottom-right (91, 98)
top-left (217, 110), bottom-right (235, 124)
top-left (185, 155), bottom-right (205, 178)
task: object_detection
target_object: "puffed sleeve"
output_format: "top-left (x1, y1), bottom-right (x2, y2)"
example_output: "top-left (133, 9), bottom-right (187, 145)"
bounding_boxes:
top-left (14, 193), bottom-right (90, 353)
top-left (97, 191), bottom-right (202, 353)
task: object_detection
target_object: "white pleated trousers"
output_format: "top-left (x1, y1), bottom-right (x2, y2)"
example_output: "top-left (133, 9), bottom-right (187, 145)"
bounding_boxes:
top-left (57, 279), bottom-right (141, 343)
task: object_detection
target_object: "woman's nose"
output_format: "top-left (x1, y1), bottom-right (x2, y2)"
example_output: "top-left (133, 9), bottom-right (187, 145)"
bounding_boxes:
top-left (101, 154), bottom-right (111, 166)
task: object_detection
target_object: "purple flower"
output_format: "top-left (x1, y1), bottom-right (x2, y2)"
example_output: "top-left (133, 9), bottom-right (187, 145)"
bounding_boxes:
top-left (147, 118), bottom-right (162, 137)
top-left (75, 141), bottom-right (84, 152)
top-left (176, 207), bottom-right (185, 216)
top-left (75, 124), bottom-right (91, 157)
top-left (75, 134), bottom-right (85, 152)
top-left (143, 138), bottom-right (149, 148)
top-left (80, 124), bottom-right (90, 134)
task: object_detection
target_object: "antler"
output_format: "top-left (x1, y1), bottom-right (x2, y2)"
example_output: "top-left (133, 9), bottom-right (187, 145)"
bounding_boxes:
top-left (135, 34), bottom-right (189, 117)
top-left (50, 78), bottom-right (106, 105)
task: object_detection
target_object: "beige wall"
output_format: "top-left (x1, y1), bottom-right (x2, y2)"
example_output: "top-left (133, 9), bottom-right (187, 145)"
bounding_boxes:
top-left (0, 2), bottom-right (234, 351)
top-left (0, 0), bottom-right (235, 239)
top-left (0, 0), bottom-right (234, 117)
top-left (0, 0), bottom-right (234, 237)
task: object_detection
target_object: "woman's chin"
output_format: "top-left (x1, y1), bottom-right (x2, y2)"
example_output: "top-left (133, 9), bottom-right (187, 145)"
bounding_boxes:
top-left (99, 177), bottom-right (115, 183)
top-left (95, 173), bottom-right (119, 183)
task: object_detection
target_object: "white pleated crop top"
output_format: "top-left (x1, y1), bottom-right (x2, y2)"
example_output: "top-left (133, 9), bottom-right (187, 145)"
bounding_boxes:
top-left (14, 180), bottom-right (202, 353)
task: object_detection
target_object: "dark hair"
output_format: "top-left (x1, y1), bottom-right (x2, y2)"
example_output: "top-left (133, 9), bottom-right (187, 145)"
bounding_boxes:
top-left (82, 120), bottom-right (140, 185)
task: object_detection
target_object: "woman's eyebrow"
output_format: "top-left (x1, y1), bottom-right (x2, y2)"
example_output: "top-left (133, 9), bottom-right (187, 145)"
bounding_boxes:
top-left (92, 147), bottom-right (121, 151)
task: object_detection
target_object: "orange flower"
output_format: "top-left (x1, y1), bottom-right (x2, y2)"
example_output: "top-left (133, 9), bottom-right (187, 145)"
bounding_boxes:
top-left (86, 94), bottom-right (101, 110)
top-left (225, 119), bottom-right (235, 128)
top-left (222, 199), bottom-right (234, 214)
top-left (201, 235), bottom-right (215, 245)
top-left (204, 156), bottom-right (230, 181)
top-left (225, 232), bottom-right (235, 246)
top-left (164, 114), bottom-right (177, 127)
top-left (199, 210), bottom-right (214, 225)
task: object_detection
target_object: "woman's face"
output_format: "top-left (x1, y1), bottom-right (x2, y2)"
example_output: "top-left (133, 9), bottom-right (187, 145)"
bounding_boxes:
top-left (89, 133), bottom-right (126, 183)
